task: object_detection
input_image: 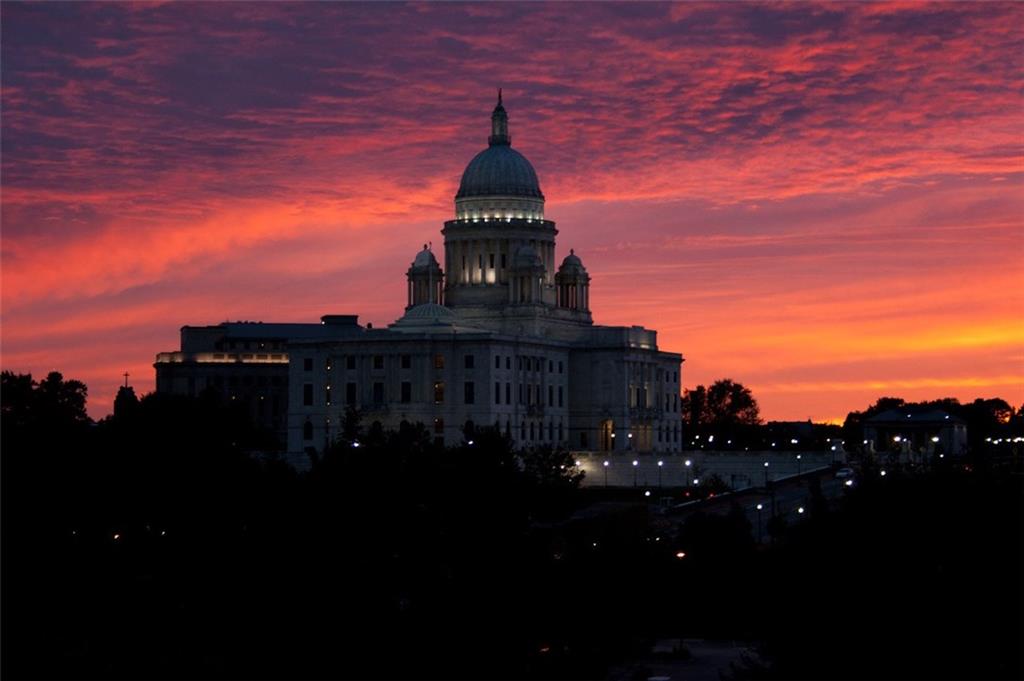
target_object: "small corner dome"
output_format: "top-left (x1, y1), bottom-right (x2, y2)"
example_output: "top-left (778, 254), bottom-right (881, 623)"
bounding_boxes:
top-left (411, 245), bottom-right (440, 269)
top-left (559, 249), bottom-right (586, 272)
top-left (513, 245), bottom-right (543, 269)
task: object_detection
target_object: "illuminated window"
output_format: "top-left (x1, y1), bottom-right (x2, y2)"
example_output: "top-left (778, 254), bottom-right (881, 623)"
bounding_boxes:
top-left (434, 354), bottom-right (445, 369)
top-left (434, 382), bottom-right (445, 404)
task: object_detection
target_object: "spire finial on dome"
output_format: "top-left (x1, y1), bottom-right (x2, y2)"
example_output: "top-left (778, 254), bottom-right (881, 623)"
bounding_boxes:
top-left (489, 89), bottom-right (511, 146)
top-left (570, 248), bottom-right (574, 255)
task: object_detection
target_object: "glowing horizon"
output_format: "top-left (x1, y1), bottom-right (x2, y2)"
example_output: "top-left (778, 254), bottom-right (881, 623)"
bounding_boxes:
top-left (2, 2), bottom-right (1022, 422)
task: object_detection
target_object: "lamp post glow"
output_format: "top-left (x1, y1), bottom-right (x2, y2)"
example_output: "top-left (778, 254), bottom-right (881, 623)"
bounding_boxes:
top-left (763, 460), bottom-right (770, 486)
top-left (756, 503), bottom-right (764, 542)
top-left (685, 459), bottom-right (693, 490)
top-left (603, 460), bottom-right (610, 487)
top-left (657, 460), bottom-right (664, 488)
top-left (797, 453), bottom-right (802, 475)
top-left (632, 459), bottom-right (639, 487)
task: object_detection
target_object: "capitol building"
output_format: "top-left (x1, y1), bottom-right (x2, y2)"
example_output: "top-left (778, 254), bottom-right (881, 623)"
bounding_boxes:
top-left (156, 94), bottom-right (684, 465)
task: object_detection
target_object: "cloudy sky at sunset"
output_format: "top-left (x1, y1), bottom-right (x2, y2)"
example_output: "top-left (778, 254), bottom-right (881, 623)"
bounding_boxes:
top-left (3, 1), bottom-right (1022, 422)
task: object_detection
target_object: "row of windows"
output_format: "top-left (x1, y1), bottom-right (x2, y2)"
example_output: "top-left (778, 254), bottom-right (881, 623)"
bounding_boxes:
top-left (208, 375), bottom-right (284, 388)
top-left (304, 378), bottom-right (570, 409)
top-left (630, 388), bottom-right (681, 411)
top-left (215, 340), bottom-right (282, 351)
top-left (303, 353), bottom-right (566, 374)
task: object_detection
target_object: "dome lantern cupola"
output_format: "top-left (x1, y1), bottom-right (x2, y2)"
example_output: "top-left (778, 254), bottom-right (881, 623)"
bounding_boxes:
top-left (488, 88), bottom-right (511, 147)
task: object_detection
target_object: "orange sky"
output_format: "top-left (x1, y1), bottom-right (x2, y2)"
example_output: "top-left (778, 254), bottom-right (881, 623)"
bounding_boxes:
top-left (2, 2), bottom-right (1022, 421)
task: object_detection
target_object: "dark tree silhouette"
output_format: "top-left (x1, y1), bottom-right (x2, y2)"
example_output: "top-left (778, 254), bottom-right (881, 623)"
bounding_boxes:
top-left (682, 378), bottom-right (761, 428)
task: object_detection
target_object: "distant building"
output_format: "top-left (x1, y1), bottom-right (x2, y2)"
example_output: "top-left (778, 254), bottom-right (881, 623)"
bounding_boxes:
top-left (155, 94), bottom-right (684, 466)
top-left (863, 408), bottom-right (967, 459)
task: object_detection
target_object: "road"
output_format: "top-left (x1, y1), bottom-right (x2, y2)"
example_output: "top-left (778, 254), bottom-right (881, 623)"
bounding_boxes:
top-left (658, 467), bottom-right (853, 543)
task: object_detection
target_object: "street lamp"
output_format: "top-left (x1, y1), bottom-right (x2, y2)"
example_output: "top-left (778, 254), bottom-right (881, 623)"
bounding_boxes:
top-left (632, 459), bottom-right (639, 487)
top-left (657, 460), bottom-right (664, 488)
top-left (685, 459), bottom-right (693, 490)
top-left (763, 460), bottom-right (770, 486)
top-left (796, 453), bottom-right (802, 475)
top-left (755, 503), bottom-right (764, 542)
top-left (603, 460), bottom-right (610, 487)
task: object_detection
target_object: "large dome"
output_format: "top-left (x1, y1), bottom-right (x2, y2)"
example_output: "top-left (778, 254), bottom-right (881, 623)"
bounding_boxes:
top-left (456, 145), bottom-right (543, 200)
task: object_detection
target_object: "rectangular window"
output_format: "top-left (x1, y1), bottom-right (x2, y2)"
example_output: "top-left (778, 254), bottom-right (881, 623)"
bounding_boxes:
top-left (434, 418), bottom-right (444, 434)
top-left (373, 355), bottom-right (384, 370)
top-left (495, 382), bottom-right (501, 404)
top-left (401, 354), bottom-right (411, 369)
top-left (434, 382), bottom-right (445, 403)
top-left (373, 382), bottom-right (384, 404)
top-left (464, 354), bottom-right (474, 369)
top-left (558, 386), bottom-right (564, 407)
top-left (505, 382), bottom-right (511, 404)
top-left (464, 381), bottom-right (475, 405)
top-left (434, 354), bottom-right (445, 369)
top-left (401, 381), bottom-right (412, 403)
top-left (303, 357), bottom-right (313, 372)
top-left (501, 253), bottom-right (507, 269)
top-left (548, 386), bottom-right (554, 406)
top-left (303, 383), bottom-right (313, 406)
top-left (549, 360), bottom-right (553, 373)
top-left (518, 384), bottom-right (523, 405)
top-left (517, 357), bottom-right (522, 370)
top-left (346, 382), bottom-right (356, 405)
top-left (506, 357), bottom-right (511, 370)
top-left (558, 361), bottom-right (564, 374)
top-left (489, 253), bottom-right (495, 269)
top-left (495, 355), bottom-right (501, 369)
top-left (346, 356), bottom-right (356, 370)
